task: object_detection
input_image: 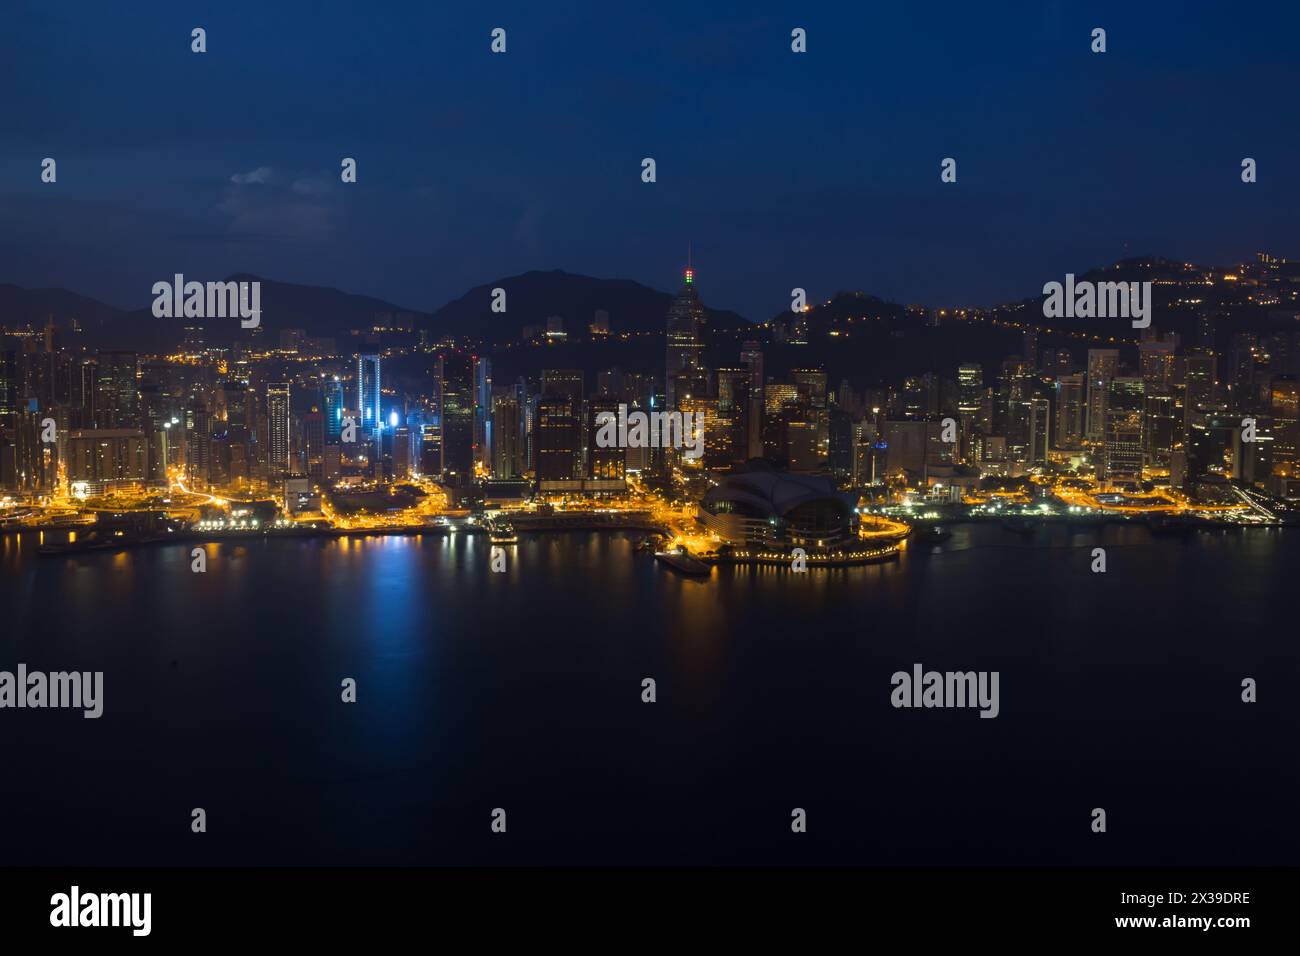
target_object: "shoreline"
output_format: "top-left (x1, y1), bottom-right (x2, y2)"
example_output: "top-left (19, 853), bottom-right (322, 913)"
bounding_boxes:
top-left (23, 510), bottom-right (1284, 559)
top-left (31, 519), bottom-right (671, 557)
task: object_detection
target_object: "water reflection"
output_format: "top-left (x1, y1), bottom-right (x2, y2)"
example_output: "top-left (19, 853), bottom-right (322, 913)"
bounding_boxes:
top-left (0, 526), bottom-right (1296, 866)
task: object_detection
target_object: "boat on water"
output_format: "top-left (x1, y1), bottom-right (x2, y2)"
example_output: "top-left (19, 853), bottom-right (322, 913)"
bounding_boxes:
top-left (487, 521), bottom-right (518, 545)
top-left (654, 549), bottom-right (711, 575)
top-left (915, 525), bottom-right (952, 544)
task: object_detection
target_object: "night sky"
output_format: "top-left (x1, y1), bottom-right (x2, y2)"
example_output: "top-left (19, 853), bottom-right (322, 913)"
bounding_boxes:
top-left (1, 0), bottom-right (1296, 321)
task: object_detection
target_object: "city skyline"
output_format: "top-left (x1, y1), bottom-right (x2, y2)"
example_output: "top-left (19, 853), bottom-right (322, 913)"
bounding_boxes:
top-left (4, 243), bottom-right (1297, 542)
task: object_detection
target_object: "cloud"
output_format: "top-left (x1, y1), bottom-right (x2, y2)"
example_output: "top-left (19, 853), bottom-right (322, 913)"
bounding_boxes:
top-left (230, 166), bottom-right (273, 185)
top-left (218, 169), bottom-right (334, 240)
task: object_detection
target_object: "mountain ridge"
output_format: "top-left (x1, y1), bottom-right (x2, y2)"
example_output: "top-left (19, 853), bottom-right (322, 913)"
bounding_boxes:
top-left (2, 256), bottom-right (1285, 369)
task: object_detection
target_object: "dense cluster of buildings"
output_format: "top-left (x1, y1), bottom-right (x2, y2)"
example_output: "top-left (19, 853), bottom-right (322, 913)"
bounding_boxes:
top-left (2, 257), bottom-right (1297, 534)
top-left (659, 259), bottom-right (1300, 507)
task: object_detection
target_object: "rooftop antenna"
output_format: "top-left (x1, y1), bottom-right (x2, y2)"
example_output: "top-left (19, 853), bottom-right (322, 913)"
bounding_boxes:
top-left (685, 242), bottom-right (694, 284)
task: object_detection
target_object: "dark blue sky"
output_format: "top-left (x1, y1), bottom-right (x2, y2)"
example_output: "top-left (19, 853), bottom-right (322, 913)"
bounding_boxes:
top-left (1, 0), bottom-right (1296, 321)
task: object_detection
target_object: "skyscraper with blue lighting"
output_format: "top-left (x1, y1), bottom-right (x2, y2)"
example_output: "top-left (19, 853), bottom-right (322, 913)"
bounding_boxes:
top-left (357, 354), bottom-right (381, 439)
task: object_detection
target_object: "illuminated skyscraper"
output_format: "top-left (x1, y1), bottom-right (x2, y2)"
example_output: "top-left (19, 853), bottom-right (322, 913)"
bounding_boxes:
top-left (392, 425), bottom-right (414, 479)
top-left (324, 378), bottom-right (344, 442)
top-left (587, 395), bottom-right (626, 480)
top-left (1104, 377), bottom-right (1144, 479)
top-left (999, 359), bottom-right (1031, 462)
top-left (1270, 375), bottom-right (1299, 474)
top-left (957, 364), bottom-right (983, 417)
top-left (1028, 396), bottom-right (1051, 466)
top-left (1183, 350), bottom-right (1217, 430)
top-left (1054, 374), bottom-right (1085, 451)
top-left (474, 356), bottom-right (492, 469)
top-left (765, 383), bottom-right (798, 415)
top-left (1187, 414), bottom-right (1237, 489)
top-left (304, 408), bottom-right (325, 481)
top-left (267, 382), bottom-right (291, 475)
top-left (1145, 391), bottom-right (1177, 470)
top-left (1086, 349), bottom-right (1119, 442)
top-left (1139, 338), bottom-right (1176, 394)
top-left (665, 267), bottom-right (706, 410)
top-left (537, 369), bottom-right (584, 483)
top-left (1229, 333), bottom-right (1267, 415)
top-left (740, 341), bottom-right (764, 460)
top-left (793, 369), bottom-right (828, 408)
top-left (94, 350), bottom-right (140, 429)
top-left (357, 353), bottom-right (381, 439)
top-left (0, 347), bottom-right (18, 415)
top-left (420, 419), bottom-right (442, 477)
top-left (71, 358), bottom-right (97, 429)
top-left (437, 351), bottom-right (474, 486)
top-left (491, 394), bottom-right (522, 479)
top-left (716, 366), bottom-right (750, 466)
